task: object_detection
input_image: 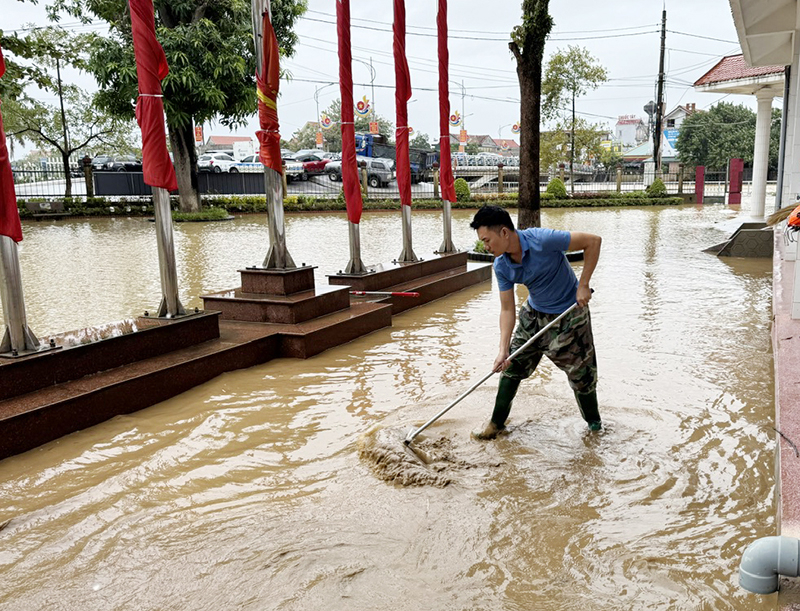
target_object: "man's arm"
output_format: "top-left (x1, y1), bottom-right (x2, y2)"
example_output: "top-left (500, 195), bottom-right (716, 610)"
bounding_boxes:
top-left (568, 232), bottom-right (601, 307)
top-left (494, 288), bottom-right (517, 372)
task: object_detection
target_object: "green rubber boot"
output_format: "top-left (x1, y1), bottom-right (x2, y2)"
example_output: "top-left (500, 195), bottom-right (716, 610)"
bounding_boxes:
top-left (472, 376), bottom-right (521, 440)
top-left (575, 390), bottom-right (601, 431)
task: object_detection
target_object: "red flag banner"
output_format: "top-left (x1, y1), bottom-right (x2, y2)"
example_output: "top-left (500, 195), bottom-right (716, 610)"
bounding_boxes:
top-left (256, 6), bottom-right (283, 174)
top-left (393, 0), bottom-right (412, 208)
top-left (337, 0), bottom-right (363, 224)
top-left (437, 0), bottom-right (456, 203)
top-left (129, 0), bottom-right (178, 192)
top-left (0, 47), bottom-right (23, 242)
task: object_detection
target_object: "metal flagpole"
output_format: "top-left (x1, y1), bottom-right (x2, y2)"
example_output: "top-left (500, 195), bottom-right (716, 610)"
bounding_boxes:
top-left (152, 187), bottom-right (186, 317)
top-left (253, 0), bottom-right (295, 270)
top-left (0, 236), bottom-right (40, 354)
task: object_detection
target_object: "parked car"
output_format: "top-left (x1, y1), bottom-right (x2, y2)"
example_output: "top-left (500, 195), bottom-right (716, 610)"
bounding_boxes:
top-left (293, 153), bottom-right (331, 179)
top-left (198, 152), bottom-right (237, 173)
top-left (282, 156), bottom-right (305, 182)
top-left (91, 155), bottom-right (114, 171)
top-left (233, 154), bottom-right (305, 182)
top-left (326, 156), bottom-right (394, 188)
top-left (106, 155), bottom-right (143, 172)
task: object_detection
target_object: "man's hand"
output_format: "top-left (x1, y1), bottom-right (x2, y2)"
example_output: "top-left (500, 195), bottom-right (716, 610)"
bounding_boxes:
top-left (493, 348), bottom-right (510, 372)
top-left (576, 284), bottom-right (593, 307)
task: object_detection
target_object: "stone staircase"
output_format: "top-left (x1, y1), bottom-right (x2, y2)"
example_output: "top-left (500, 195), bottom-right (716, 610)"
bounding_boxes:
top-left (0, 252), bottom-right (491, 460)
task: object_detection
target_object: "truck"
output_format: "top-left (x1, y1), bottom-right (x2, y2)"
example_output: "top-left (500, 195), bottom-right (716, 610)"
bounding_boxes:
top-left (354, 133), bottom-right (436, 183)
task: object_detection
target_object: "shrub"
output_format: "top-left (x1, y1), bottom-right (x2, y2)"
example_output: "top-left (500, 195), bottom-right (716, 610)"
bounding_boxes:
top-left (172, 206), bottom-right (230, 222)
top-left (646, 177), bottom-right (668, 198)
top-left (454, 177), bottom-right (471, 202)
top-left (546, 177), bottom-right (568, 199)
top-left (473, 239), bottom-right (487, 253)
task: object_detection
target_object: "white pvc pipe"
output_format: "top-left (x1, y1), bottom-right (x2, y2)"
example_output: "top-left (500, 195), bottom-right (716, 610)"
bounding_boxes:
top-left (739, 536), bottom-right (800, 594)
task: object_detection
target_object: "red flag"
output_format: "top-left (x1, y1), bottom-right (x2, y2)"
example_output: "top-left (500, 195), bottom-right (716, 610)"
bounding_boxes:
top-left (393, 0), bottom-right (412, 208)
top-left (129, 0), bottom-right (178, 191)
top-left (437, 0), bottom-right (456, 203)
top-left (0, 47), bottom-right (23, 242)
top-left (256, 5), bottom-right (283, 173)
top-left (337, 0), bottom-right (363, 225)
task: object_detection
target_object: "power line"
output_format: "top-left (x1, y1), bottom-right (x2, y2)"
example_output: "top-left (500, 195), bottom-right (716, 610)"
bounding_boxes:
top-left (667, 30), bottom-right (738, 44)
top-left (302, 16), bottom-right (659, 43)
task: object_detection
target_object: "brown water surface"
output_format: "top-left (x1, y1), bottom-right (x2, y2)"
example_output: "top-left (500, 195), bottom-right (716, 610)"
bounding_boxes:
top-left (0, 206), bottom-right (775, 609)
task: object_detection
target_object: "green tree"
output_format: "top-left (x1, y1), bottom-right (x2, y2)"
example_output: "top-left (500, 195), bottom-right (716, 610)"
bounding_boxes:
top-left (676, 102), bottom-right (766, 169)
top-left (509, 0), bottom-right (553, 229)
top-left (49, 0), bottom-right (307, 212)
top-left (410, 131), bottom-right (431, 150)
top-left (295, 98), bottom-right (394, 152)
top-left (465, 140), bottom-right (480, 155)
top-left (2, 26), bottom-right (137, 196)
top-left (542, 46), bottom-right (608, 193)
top-left (540, 117), bottom-right (604, 172)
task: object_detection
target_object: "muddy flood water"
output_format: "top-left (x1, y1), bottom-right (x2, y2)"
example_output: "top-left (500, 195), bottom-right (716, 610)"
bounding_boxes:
top-left (0, 205), bottom-right (776, 610)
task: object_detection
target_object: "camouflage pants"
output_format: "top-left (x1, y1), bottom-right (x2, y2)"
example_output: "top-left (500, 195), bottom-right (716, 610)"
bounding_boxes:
top-left (502, 302), bottom-right (598, 393)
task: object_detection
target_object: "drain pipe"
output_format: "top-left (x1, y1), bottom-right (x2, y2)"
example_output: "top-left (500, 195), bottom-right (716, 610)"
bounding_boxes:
top-left (739, 536), bottom-right (800, 594)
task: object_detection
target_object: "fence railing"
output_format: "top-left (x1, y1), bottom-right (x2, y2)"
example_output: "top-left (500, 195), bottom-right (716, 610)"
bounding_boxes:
top-left (13, 164), bottom-right (764, 203)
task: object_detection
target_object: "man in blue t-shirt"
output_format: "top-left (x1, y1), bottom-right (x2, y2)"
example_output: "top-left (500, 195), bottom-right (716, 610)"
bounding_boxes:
top-left (469, 205), bottom-right (602, 438)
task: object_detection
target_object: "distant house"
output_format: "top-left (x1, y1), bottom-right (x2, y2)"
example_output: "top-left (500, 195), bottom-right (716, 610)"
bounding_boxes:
top-left (615, 115), bottom-right (648, 148)
top-left (491, 138), bottom-right (520, 156)
top-left (446, 133), bottom-right (518, 154)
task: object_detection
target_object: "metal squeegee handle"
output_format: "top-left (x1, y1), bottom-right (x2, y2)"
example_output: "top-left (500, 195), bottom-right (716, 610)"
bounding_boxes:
top-left (404, 300), bottom-right (582, 445)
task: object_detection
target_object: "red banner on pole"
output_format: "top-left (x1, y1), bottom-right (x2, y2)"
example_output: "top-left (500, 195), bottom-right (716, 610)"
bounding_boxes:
top-left (0, 47), bottom-right (22, 242)
top-left (394, 0), bottom-right (412, 209)
top-left (255, 5), bottom-right (283, 174)
top-left (437, 0), bottom-right (456, 203)
top-left (337, 0), bottom-right (363, 225)
top-left (129, 0), bottom-right (178, 192)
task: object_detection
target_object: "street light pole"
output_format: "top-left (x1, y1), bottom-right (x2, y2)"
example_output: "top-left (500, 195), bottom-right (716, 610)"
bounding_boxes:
top-left (353, 56), bottom-right (377, 117)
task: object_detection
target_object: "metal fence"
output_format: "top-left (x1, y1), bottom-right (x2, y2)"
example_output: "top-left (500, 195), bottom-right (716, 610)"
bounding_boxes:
top-left (13, 163), bottom-right (769, 203)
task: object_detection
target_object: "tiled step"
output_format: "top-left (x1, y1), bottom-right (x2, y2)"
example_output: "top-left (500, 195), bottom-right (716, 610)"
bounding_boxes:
top-left (201, 284), bottom-right (350, 324)
top-left (0, 311), bottom-right (220, 403)
top-left (0, 302), bottom-right (391, 460)
top-left (359, 261), bottom-right (493, 315)
top-left (328, 251), bottom-right (468, 292)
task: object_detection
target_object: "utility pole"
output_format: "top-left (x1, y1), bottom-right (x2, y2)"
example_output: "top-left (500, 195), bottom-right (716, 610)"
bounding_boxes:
top-left (653, 9), bottom-right (666, 172)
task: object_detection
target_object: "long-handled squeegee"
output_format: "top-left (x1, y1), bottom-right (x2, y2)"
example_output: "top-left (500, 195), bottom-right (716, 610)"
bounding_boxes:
top-left (404, 299), bottom-right (585, 447)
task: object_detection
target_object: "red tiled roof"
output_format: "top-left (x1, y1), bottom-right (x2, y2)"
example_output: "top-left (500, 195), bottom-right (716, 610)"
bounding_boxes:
top-left (492, 138), bottom-right (519, 149)
top-left (206, 135), bottom-right (254, 145)
top-left (694, 54), bottom-right (784, 86)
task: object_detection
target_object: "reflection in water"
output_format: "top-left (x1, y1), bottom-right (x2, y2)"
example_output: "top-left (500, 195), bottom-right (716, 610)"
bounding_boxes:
top-left (0, 205), bottom-right (775, 609)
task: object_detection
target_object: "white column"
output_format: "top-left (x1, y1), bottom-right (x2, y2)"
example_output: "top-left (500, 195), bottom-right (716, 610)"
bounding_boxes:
top-left (750, 90), bottom-right (773, 220)
top-left (784, 45), bottom-right (800, 205)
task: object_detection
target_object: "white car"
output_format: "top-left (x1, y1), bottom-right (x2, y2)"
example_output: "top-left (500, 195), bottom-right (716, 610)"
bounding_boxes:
top-left (233, 154), bottom-right (305, 182)
top-left (198, 153), bottom-right (237, 173)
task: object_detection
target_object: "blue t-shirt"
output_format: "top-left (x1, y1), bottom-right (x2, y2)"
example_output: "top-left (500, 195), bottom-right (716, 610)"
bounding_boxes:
top-left (493, 227), bottom-right (577, 314)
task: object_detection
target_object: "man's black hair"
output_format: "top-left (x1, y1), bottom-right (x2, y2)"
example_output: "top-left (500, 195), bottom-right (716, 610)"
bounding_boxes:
top-left (470, 205), bottom-right (515, 232)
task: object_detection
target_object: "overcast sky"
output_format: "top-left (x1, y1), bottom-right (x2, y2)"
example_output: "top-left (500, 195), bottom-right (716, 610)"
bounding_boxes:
top-left (6, 0), bottom-right (763, 155)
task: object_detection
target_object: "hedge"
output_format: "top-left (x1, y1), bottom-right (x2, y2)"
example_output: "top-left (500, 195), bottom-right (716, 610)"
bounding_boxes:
top-left (17, 192), bottom-right (684, 219)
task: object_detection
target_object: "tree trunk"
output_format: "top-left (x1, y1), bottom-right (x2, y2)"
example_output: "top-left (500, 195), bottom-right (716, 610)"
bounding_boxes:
top-left (61, 150), bottom-right (73, 198)
top-left (570, 92), bottom-right (575, 195)
top-left (516, 54), bottom-right (542, 229)
top-left (168, 121), bottom-right (201, 213)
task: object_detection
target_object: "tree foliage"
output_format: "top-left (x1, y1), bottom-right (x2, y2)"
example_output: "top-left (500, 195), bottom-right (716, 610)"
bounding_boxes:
top-left (2, 25), bottom-right (138, 195)
top-left (44, 0), bottom-right (307, 211)
top-left (676, 102), bottom-right (780, 170)
top-left (542, 46), bottom-right (607, 193)
top-left (410, 131), bottom-right (431, 150)
top-left (509, 0), bottom-right (553, 229)
top-left (540, 117), bottom-right (605, 171)
top-left (290, 98), bottom-right (394, 151)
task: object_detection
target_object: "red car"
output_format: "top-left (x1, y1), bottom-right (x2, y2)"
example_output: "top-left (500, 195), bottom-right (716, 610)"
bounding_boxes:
top-left (293, 153), bottom-right (331, 180)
